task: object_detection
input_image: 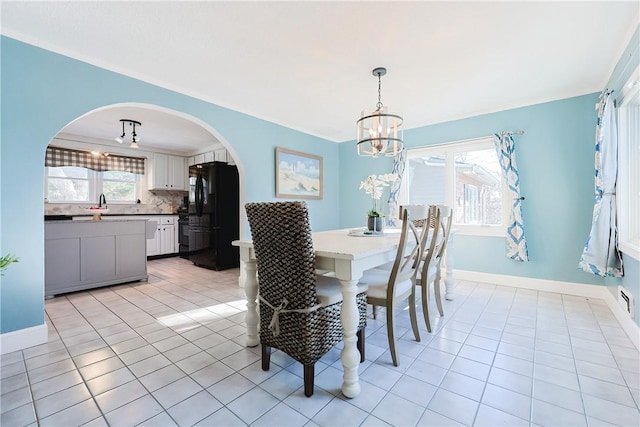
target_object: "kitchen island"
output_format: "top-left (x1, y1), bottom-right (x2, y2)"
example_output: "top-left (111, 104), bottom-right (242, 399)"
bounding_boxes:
top-left (45, 219), bottom-right (149, 297)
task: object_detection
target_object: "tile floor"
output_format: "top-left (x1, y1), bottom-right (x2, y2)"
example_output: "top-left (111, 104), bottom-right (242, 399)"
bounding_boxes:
top-left (1, 257), bottom-right (639, 426)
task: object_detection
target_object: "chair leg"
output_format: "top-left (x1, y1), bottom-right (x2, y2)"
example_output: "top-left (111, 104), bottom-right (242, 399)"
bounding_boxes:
top-left (386, 304), bottom-right (399, 367)
top-left (262, 344), bottom-right (271, 371)
top-left (303, 364), bottom-right (315, 397)
top-left (421, 282), bottom-right (432, 333)
top-left (357, 327), bottom-right (365, 363)
top-left (408, 291), bottom-right (420, 343)
top-left (372, 305), bottom-right (378, 320)
top-left (434, 269), bottom-right (444, 317)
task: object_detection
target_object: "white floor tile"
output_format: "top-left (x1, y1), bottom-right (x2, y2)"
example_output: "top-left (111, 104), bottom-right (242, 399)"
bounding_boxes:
top-left (252, 401), bottom-right (309, 427)
top-left (532, 378), bottom-right (584, 413)
top-left (440, 370), bottom-right (485, 401)
top-left (474, 404), bottom-right (528, 426)
top-left (311, 398), bottom-right (368, 427)
top-left (103, 395), bottom-right (164, 426)
top-left (531, 399), bottom-right (587, 427)
top-left (582, 393), bottom-right (640, 426)
top-left (226, 387), bottom-right (280, 425)
top-left (482, 382), bottom-right (530, 422)
top-left (4, 258), bottom-right (638, 427)
top-left (166, 390), bottom-right (222, 426)
top-left (152, 375), bottom-right (203, 409)
top-left (372, 393), bottom-right (425, 426)
top-left (417, 409), bottom-right (466, 426)
top-left (427, 388), bottom-right (479, 426)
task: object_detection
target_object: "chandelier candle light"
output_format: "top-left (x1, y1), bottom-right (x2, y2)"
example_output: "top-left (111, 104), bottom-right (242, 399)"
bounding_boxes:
top-left (360, 173), bottom-right (399, 232)
top-left (356, 67), bottom-right (404, 157)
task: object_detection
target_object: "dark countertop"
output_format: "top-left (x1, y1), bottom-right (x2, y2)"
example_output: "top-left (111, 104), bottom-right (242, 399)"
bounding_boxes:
top-left (45, 213), bottom-right (185, 221)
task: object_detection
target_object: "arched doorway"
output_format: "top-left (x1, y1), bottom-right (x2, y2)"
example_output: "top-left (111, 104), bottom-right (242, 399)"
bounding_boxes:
top-left (43, 103), bottom-right (245, 290)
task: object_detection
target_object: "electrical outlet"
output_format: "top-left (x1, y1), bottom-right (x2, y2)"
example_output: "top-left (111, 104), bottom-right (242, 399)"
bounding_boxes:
top-left (618, 286), bottom-right (635, 318)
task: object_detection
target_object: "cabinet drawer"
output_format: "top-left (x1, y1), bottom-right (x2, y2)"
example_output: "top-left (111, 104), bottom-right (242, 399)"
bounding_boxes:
top-left (160, 217), bottom-right (176, 225)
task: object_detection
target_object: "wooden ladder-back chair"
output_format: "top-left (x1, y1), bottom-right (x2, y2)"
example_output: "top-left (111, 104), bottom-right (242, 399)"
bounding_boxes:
top-left (358, 209), bottom-right (422, 366)
top-left (245, 201), bottom-right (367, 397)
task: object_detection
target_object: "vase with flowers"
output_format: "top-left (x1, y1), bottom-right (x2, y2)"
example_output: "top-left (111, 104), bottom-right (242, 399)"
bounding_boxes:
top-left (359, 173), bottom-right (399, 233)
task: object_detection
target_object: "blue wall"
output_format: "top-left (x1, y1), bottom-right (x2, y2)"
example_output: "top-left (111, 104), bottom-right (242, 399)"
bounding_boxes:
top-left (340, 95), bottom-right (606, 287)
top-left (0, 37), bottom-right (340, 334)
top-left (2, 27), bottom-right (638, 338)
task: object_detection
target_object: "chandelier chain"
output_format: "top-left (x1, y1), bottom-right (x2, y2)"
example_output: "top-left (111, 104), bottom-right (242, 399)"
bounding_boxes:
top-left (377, 72), bottom-right (383, 110)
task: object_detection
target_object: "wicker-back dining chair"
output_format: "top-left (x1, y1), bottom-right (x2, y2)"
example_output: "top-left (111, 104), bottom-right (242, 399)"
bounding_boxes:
top-left (245, 201), bottom-right (367, 397)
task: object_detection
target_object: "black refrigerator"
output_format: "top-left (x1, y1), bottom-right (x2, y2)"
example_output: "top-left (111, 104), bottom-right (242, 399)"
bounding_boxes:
top-left (186, 161), bottom-right (239, 270)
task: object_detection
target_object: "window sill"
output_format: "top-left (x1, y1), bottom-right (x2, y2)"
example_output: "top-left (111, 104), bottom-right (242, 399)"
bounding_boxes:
top-left (453, 225), bottom-right (506, 237)
top-left (620, 241), bottom-right (640, 262)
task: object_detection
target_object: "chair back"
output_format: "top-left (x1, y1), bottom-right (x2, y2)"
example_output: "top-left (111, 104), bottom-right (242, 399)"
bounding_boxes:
top-left (418, 206), bottom-right (442, 280)
top-left (385, 209), bottom-right (423, 301)
top-left (245, 202), bottom-right (319, 310)
top-left (431, 205), bottom-right (452, 262)
top-left (400, 204), bottom-right (431, 229)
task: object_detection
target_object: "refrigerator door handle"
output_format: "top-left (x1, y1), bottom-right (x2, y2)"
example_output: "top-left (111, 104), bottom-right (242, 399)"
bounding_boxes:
top-left (195, 174), bottom-right (204, 217)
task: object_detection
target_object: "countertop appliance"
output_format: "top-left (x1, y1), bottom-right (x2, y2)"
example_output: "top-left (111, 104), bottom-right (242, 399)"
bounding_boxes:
top-left (185, 161), bottom-right (239, 270)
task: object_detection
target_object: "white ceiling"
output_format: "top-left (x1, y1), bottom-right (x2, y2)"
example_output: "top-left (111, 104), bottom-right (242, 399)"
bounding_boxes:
top-left (2, 1), bottom-right (638, 155)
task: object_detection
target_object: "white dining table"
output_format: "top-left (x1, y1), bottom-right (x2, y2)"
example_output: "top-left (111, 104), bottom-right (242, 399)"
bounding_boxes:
top-left (232, 227), bottom-right (456, 398)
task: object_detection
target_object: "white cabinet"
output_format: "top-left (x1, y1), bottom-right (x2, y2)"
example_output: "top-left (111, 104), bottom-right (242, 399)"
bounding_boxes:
top-left (194, 153), bottom-right (205, 166)
top-left (146, 217), bottom-right (162, 256)
top-left (148, 154), bottom-right (186, 191)
top-left (214, 149), bottom-right (227, 162)
top-left (188, 149), bottom-right (232, 166)
top-left (146, 216), bottom-right (178, 256)
top-left (159, 217), bottom-right (176, 254)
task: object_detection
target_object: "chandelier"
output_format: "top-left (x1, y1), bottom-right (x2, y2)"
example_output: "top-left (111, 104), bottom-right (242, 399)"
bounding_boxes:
top-left (356, 67), bottom-right (403, 157)
top-left (115, 119), bottom-right (141, 148)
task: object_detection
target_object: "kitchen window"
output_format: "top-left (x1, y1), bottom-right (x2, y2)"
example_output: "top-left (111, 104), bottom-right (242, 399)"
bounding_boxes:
top-left (45, 167), bottom-right (139, 203)
top-left (400, 137), bottom-right (507, 236)
top-left (44, 146), bottom-right (144, 204)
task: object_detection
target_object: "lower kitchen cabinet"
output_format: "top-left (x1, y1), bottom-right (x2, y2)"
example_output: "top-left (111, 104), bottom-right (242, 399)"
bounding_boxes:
top-left (144, 216), bottom-right (179, 257)
top-left (45, 219), bottom-right (148, 297)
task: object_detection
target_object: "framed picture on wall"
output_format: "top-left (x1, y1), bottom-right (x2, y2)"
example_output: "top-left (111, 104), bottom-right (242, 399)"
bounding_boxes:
top-left (275, 147), bottom-right (323, 200)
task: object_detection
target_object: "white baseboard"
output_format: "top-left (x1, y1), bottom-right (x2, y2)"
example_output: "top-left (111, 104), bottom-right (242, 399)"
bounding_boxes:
top-left (0, 323), bottom-right (48, 355)
top-left (453, 269), bottom-right (640, 351)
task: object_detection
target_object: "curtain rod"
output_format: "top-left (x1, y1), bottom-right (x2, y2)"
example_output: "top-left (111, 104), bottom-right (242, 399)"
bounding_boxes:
top-left (499, 130), bottom-right (525, 136)
top-left (408, 130), bottom-right (525, 151)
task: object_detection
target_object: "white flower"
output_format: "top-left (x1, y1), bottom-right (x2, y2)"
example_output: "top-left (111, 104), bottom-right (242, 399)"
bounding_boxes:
top-left (359, 173), bottom-right (398, 216)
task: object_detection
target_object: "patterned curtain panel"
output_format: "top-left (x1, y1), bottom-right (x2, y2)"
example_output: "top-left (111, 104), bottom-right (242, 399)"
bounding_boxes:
top-left (579, 91), bottom-right (623, 277)
top-left (46, 146), bottom-right (145, 175)
top-left (387, 149), bottom-right (406, 227)
top-left (494, 133), bottom-right (529, 261)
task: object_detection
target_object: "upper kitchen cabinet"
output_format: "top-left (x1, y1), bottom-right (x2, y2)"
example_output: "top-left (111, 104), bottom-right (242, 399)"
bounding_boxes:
top-left (148, 153), bottom-right (186, 191)
top-left (187, 148), bottom-right (233, 166)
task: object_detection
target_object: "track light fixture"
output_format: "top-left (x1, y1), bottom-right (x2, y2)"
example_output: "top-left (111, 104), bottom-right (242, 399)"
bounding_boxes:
top-left (115, 119), bottom-right (141, 148)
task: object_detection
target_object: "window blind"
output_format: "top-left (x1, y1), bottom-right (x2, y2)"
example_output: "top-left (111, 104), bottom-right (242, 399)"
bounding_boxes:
top-left (45, 146), bottom-right (145, 174)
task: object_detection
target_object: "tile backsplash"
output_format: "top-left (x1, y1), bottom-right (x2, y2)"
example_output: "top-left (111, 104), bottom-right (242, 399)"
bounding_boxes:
top-left (45, 191), bottom-right (187, 215)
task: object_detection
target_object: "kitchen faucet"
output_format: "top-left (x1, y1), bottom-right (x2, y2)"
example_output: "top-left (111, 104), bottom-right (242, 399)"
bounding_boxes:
top-left (98, 193), bottom-right (107, 208)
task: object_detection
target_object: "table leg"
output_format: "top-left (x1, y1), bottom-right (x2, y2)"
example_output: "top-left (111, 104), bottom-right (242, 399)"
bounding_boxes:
top-left (444, 232), bottom-right (455, 301)
top-left (339, 279), bottom-right (361, 398)
top-left (243, 259), bottom-right (260, 347)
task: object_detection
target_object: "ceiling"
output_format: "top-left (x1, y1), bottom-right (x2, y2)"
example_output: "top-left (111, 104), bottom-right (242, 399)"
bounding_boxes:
top-left (2, 1), bottom-right (638, 155)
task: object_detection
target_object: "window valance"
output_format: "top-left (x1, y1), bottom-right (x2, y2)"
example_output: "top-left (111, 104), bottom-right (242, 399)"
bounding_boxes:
top-left (45, 146), bottom-right (145, 175)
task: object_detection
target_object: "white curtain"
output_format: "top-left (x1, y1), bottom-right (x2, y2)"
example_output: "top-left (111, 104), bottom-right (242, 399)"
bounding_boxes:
top-left (494, 133), bottom-right (529, 261)
top-left (579, 91), bottom-right (624, 277)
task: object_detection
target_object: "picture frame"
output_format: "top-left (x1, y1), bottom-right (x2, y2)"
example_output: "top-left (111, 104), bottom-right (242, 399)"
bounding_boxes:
top-left (275, 147), bottom-right (323, 199)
